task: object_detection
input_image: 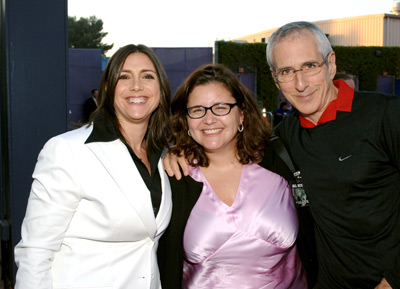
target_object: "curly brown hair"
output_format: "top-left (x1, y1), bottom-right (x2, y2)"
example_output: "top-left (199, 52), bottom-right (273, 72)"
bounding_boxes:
top-left (170, 64), bottom-right (271, 167)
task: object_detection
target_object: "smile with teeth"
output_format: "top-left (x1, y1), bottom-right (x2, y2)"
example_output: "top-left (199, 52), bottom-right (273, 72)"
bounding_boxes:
top-left (203, 128), bottom-right (222, 135)
top-left (128, 97), bottom-right (146, 104)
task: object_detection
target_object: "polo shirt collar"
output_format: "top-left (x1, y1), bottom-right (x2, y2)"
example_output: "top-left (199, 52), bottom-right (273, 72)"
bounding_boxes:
top-left (299, 79), bottom-right (354, 128)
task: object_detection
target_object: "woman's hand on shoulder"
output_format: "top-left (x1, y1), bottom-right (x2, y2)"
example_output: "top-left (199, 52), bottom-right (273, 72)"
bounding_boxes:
top-left (162, 152), bottom-right (189, 180)
top-left (374, 278), bottom-right (392, 289)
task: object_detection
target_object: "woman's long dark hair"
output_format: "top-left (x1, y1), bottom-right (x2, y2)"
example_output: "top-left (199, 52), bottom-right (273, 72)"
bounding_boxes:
top-left (91, 44), bottom-right (172, 152)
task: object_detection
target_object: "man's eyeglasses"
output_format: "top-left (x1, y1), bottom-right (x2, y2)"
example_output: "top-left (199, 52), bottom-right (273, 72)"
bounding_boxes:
top-left (187, 103), bottom-right (238, 119)
top-left (274, 53), bottom-right (331, 83)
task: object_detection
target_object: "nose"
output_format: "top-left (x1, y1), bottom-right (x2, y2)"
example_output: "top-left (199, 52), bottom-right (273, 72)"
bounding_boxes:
top-left (293, 70), bottom-right (309, 92)
top-left (203, 109), bottom-right (216, 124)
top-left (130, 77), bottom-right (143, 91)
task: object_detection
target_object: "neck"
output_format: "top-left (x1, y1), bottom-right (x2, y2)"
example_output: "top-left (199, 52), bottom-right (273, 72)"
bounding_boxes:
top-left (205, 149), bottom-right (241, 170)
top-left (120, 122), bottom-right (148, 153)
top-left (303, 83), bottom-right (339, 125)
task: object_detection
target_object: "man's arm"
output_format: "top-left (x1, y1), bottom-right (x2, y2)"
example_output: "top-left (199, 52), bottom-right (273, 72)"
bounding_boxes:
top-left (381, 96), bottom-right (400, 289)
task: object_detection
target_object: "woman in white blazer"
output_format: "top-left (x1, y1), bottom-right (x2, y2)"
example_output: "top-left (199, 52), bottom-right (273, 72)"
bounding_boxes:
top-left (14, 44), bottom-right (173, 289)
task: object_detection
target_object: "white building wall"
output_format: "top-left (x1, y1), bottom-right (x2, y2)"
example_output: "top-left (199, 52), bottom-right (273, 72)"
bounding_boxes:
top-left (315, 15), bottom-right (384, 46)
top-left (384, 16), bottom-right (400, 46)
top-left (234, 14), bottom-right (400, 47)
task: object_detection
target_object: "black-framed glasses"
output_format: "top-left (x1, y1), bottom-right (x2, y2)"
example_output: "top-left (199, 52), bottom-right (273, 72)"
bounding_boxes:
top-left (274, 53), bottom-right (331, 83)
top-left (187, 103), bottom-right (238, 119)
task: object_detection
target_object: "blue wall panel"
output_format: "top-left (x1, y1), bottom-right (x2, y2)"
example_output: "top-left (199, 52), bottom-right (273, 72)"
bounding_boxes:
top-left (67, 47), bottom-right (213, 126)
top-left (153, 48), bottom-right (213, 96)
top-left (68, 49), bottom-right (102, 126)
top-left (1, 0), bottom-right (69, 285)
top-left (395, 79), bottom-right (400, 97)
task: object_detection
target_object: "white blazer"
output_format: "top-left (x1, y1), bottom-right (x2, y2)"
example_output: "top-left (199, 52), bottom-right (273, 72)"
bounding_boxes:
top-left (14, 125), bottom-right (172, 289)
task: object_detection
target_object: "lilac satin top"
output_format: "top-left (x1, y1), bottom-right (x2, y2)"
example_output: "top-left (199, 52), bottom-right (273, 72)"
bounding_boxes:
top-left (183, 164), bottom-right (307, 289)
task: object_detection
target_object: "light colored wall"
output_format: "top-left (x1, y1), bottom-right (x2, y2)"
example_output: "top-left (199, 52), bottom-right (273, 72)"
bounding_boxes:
top-left (384, 16), bottom-right (400, 46)
top-left (233, 14), bottom-right (400, 47)
top-left (315, 14), bottom-right (385, 46)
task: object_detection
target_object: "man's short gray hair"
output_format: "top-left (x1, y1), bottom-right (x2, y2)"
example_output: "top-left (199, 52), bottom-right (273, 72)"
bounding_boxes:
top-left (266, 21), bottom-right (333, 71)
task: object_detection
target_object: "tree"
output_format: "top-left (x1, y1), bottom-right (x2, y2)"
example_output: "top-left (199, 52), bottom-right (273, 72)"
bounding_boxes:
top-left (69, 16), bottom-right (114, 55)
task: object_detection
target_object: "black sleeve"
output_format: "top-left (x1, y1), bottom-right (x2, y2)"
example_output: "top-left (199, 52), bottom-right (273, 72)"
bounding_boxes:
top-left (158, 175), bottom-right (202, 289)
top-left (381, 96), bottom-right (400, 289)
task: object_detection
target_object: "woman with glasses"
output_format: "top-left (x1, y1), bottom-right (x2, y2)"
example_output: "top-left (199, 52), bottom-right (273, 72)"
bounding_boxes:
top-left (158, 64), bottom-right (307, 289)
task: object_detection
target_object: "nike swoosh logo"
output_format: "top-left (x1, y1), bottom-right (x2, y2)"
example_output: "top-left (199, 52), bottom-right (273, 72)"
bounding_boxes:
top-left (339, 155), bottom-right (352, 161)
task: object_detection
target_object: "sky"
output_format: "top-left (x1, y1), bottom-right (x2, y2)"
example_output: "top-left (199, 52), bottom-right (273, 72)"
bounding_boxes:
top-left (68, 0), bottom-right (396, 56)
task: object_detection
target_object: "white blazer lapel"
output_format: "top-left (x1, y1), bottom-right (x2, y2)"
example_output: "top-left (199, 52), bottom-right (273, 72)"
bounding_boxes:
top-left (86, 140), bottom-right (157, 237)
top-left (155, 159), bottom-right (172, 237)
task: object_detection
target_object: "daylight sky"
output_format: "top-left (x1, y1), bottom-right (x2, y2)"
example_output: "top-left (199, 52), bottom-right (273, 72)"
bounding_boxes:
top-left (68, 0), bottom-right (396, 56)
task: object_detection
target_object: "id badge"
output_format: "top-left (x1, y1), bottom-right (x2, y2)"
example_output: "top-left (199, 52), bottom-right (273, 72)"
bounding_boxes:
top-left (291, 182), bottom-right (309, 208)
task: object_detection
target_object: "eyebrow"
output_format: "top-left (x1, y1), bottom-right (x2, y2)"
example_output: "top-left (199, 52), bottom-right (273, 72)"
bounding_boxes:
top-left (120, 68), bottom-right (157, 73)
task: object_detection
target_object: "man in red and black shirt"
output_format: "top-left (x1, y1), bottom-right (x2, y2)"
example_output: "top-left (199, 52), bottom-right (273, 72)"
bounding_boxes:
top-left (267, 21), bottom-right (400, 289)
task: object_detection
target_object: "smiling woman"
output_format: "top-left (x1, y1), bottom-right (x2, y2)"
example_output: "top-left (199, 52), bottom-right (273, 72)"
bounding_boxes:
top-left (186, 82), bottom-right (244, 159)
top-left (14, 44), bottom-right (173, 289)
top-left (114, 54), bottom-right (161, 133)
top-left (158, 64), bottom-right (308, 289)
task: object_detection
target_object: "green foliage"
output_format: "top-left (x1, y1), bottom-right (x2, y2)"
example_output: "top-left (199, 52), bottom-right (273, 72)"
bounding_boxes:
top-left (216, 41), bottom-right (400, 111)
top-left (334, 46), bottom-right (400, 91)
top-left (216, 41), bottom-right (277, 111)
top-left (69, 16), bottom-right (114, 54)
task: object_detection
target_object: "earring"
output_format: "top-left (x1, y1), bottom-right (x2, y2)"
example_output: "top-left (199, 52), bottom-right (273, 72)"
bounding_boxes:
top-left (238, 123), bottom-right (244, 132)
top-left (188, 130), bottom-right (191, 136)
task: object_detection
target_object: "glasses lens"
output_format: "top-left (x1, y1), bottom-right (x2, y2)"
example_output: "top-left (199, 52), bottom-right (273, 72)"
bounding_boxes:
top-left (277, 71), bottom-right (293, 82)
top-left (303, 64), bottom-right (321, 77)
top-left (188, 106), bottom-right (205, 118)
top-left (279, 74), bottom-right (291, 82)
top-left (277, 54), bottom-right (329, 83)
top-left (211, 103), bottom-right (230, 116)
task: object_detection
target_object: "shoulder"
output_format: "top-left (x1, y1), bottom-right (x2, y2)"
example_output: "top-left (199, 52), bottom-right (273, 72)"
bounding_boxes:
top-left (40, 126), bottom-right (93, 154)
top-left (352, 91), bottom-right (400, 119)
top-left (275, 111), bottom-right (299, 135)
top-left (260, 142), bottom-right (294, 182)
top-left (246, 164), bottom-right (291, 206)
top-left (32, 127), bottom-right (95, 180)
top-left (169, 174), bottom-right (203, 200)
top-left (169, 174), bottom-right (201, 187)
top-left (250, 163), bottom-right (286, 182)
top-left (354, 91), bottom-right (398, 106)
top-left (84, 96), bottom-right (95, 104)
top-left (49, 125), bottom-right (93, 144)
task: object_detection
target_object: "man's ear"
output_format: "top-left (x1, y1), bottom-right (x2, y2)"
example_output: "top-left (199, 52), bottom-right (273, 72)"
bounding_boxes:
top-left (270, 69), bottom-right (281, 90)
top-left (328, 52), bottom-right (337, 80)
